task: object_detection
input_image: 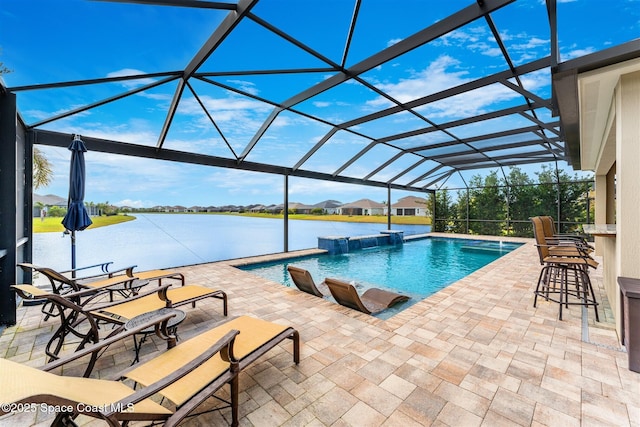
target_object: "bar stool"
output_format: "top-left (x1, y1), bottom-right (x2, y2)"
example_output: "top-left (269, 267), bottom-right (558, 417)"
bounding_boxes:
top-left (534, 258), bottom-right (599, 321)
top-left (530, 216), bottom-right (599, 321)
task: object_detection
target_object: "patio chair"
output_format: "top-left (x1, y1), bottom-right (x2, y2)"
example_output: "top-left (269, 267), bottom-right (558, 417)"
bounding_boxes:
top-left (0, 315), bottom-right (299, 427)
top-left (324, 277), bottom-right (410, 315)
top-left (12, 282), bottom-right (227, 367)
top-left (287, 265), bottom-right (328, 297)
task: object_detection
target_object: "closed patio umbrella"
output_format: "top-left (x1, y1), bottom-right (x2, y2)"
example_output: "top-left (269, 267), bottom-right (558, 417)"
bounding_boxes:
top-left (61, 135), bottom-right (93, 277)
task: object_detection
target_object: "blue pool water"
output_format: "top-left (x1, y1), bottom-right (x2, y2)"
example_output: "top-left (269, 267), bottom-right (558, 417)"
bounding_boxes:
top-left (240, 237), bottom-right (523, 319)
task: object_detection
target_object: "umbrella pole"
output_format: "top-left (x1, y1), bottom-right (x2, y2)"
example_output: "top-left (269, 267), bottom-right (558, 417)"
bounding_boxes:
top-left (71, 230), bottom-right (76, 279)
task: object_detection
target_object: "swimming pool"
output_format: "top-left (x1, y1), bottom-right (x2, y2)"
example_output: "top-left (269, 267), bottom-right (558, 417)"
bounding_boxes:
top-left (240, 237), bottom-right (523, 319)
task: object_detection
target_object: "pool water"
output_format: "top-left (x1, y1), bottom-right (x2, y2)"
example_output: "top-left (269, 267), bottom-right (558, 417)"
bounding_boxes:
top-left (240, 237), bottom-right (522, 319)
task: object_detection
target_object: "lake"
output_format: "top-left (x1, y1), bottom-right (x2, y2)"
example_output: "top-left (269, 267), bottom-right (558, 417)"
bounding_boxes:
top-left (33, 214), bottom-right (431, 272)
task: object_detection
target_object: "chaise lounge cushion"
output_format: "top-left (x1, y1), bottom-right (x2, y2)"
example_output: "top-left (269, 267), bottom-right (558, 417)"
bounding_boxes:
top-left (1, 358), bottom-right (171, 417)
top-left (125, 316), bottom-right (296, 405)
top-left (96, 284), bottom-right (225, 321)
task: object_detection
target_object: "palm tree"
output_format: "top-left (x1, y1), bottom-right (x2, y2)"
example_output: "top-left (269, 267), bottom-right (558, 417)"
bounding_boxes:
top-left (4, 52), bottom-right (52, 190)
top-left (0, 49), bottom-right (11, 74)
top-left (33, 147), bottom-right (53, 189)
top-left (2, 53), bottom-right (53, 191)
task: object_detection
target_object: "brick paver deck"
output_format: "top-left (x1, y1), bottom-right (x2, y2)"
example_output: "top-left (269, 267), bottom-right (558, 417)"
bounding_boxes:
top-left (1, 233), bottom-right (638, 426)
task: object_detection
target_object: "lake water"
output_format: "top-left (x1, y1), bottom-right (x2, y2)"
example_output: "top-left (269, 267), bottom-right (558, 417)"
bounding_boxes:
top-left (33, 214), bottom-right (430, 272)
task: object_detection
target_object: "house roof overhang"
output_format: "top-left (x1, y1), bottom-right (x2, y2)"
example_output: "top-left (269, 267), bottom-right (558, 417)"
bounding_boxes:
top-left (552, 39), bottom-right (640, 172)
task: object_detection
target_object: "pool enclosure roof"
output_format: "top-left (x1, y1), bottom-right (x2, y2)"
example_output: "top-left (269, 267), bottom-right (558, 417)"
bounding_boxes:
top-left (4, 0), bottom-right (640, 193)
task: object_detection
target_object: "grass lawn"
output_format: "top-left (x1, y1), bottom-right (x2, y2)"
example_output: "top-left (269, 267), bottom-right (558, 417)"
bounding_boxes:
top-left (33, 212), bottom-right (429, 233)
top-left (33, 215), bottom-right (136, 233)
top-left (226, 212), bottom-right (431, 225)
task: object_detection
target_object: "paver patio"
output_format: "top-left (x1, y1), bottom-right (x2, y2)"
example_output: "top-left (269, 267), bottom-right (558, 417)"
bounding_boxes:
top-left (1, 233), bottom-right (638, 426)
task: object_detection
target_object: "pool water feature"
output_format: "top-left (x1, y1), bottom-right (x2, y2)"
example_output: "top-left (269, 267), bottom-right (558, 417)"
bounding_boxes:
top-left (240, 237), bottom-right (523, 319)
top-left (460, 240), bottom-right (520, 254)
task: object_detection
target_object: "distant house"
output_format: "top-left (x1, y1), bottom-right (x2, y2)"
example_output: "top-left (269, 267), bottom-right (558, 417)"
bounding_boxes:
top-left (337, 198), bottom-right (386, 216)
top-left (287, 202), bottom-right (314, 214)
top-left (218, 205), bottom-right (241, 213)
top-left (33, 193), bottom-right (67, 217)
top-left (313, 200), bottom-right (342, 214)
top-left (391, 196), bottom-right (429, 217)
top-left (249, 204), bottom-right (267, 213)
top-left (265, 204), bottom-right (283, 213)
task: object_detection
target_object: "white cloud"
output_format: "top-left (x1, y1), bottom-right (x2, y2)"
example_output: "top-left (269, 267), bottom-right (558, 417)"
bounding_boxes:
top-left (107, 69), bottom-right (158, 89)
top-left (435, 27), bottom-right (482, 47)
top-left (114, 198), bottom-right (155, 208)
top-left (467, 43), bottom-right (502, 57)
top-left (366, 55), bottom-right (469, 107)
top-left (562, 46), bottom-right (596, 60)
top-left (509, 36), bottom-right (549, 51)
top-left (364, 55), bottom-right (549, 120)
top-left (288, 178), bottom-right (384, 202)
top-left (204, 169), bottom-right (282, 198)
top-left (225, 79), bottom-right (260, 96)
top-left (433, 25), bottom-right (550, 64)
top-left (386, 38), bottom-right (403, 47)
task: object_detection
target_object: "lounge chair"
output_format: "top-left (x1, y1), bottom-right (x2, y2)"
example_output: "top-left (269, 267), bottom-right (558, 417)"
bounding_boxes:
top-left (287, 265), bottom-right (329, 297)
top-left (121, 266), bottom-right (185, 286)
top-left (17, 263), bottom-right (144, 322)
top-left (18, 262), bottom-right (145, 300)
top-left (57, 260), bottom-right (117, 277)
top-left (12, 282), bottom-right (227, 366)
top-left (324, 277), bottom-right (410, 315)
top-left (92, 282), bottom-right (227, 322)
top-left (75, 264), bottom-right (187, 287)
top-left (0, 315), bottom-right (299, 427)
top-left (19, 262), bottom-right (184, 295)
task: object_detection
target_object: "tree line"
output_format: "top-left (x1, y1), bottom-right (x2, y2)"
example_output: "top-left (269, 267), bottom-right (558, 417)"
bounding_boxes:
top-left (433, 166), bottom-right (593, 237)
top-left (36, 202), bottom-right (119, 218)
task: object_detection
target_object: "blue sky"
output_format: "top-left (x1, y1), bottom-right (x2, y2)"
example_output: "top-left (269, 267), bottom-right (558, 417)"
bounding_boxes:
top-left (1, 0), bottom-right (638, 208)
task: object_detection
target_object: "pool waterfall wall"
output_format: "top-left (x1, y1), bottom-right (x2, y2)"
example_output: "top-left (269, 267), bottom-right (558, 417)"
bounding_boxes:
top-left (318, 230), bottom-right (404, 255)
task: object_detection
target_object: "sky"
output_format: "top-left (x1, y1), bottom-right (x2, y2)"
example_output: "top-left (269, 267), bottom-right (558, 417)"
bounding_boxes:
top-left (1, 0), bottom-right (638, 208)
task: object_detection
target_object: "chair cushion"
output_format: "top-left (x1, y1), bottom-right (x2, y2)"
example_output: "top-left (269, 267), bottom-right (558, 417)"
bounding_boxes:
top-left (124, 316), bottom-right (290, 406)
top-left (96, 285), bottom-right (218, 320)
top-left (0, 358), bottom-right (171, 416)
